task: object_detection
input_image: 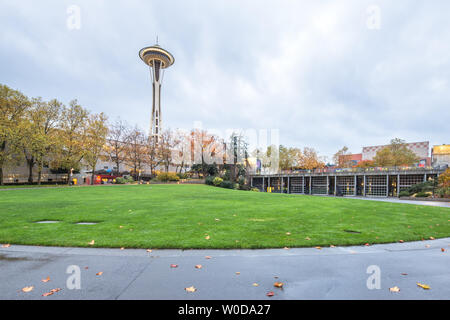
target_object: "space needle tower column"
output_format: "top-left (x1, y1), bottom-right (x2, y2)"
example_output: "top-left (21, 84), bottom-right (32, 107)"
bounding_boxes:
top-left (139, 43), bottom-right (174, 143)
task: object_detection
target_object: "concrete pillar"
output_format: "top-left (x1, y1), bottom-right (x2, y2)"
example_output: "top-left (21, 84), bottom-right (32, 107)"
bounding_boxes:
top-left (334, 176), bottom-right (337, 195)
top-left (397, 174), bottom-right (400, 198)
top-left (386, 174), bottom-right (389, 197)
top-left (363, 175), bottom-right (366, 197)
top-left (424, 174), bottom-right (427, 182)
top-left (309, 177), bottom-right (312, 195)
top-left (354, 175), bottom-right (357, 196)
top-left (302, 176), bottom-right (305, 194)
top-left (326, 176), bottom-right (329, 195)
top-left (262, 177), bottom-right (265, 192)
top-left (250, 177), bottom-right (253, 188)
top-left (287, 176), bottom-right (290, 194)
top-left (268, 177), bottom-right (271, 192)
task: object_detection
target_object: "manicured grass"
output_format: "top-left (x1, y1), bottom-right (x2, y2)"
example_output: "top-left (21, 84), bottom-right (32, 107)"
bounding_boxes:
top-left (0, 184), bottom-right (448, 249)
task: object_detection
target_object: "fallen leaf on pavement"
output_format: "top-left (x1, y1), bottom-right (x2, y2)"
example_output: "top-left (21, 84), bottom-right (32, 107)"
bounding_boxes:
top-left (50, 288), bottom-right (61, 293)
top-left (330, 245), bottom-right (336, 248)
top-left (41, 277), bottom-right (50, 283)
top-left (195, 265), bottom-right (202, 269)
top-left (235, 272), bottom-right (240, 275)
top-left (42, 291), bottom-right (53, 297)
top-left (274, 282), bottom-right (284, 288)
top-left (120, 247), bottom-right (125, 250)
top-left (1, 244), bottom-right (11, 248)
top-left (441, 248), bottom-right (446, 252)
top-left (96, 272), bottom-right (103, 276)
top-left (205, 256), bottom-right (212, 259)
top-left (425, 245), bottom-right (431, 248)
top-left (170, 264), bottom-right (178, 268)
top-left (253, 283), bottom-right (259, 287)
top-left (283, 247), bottom-right (289, 250)
top-left (315, 246), bottom-right (322, 250)
top-left (399, 240), bottom-right (404, 243)
top-left (266, 291), bottom-right (274, 297)
top-left (185, 286), bottom-right (196, 293)
top-left (146, 249), bottom-right (152, 253)
top-left (21, 286), bottom-right (34, 293)
top-left (430, 237), bottom-right (435, 240)
top-left (365, 243), bottom-right (370, 246)
top-left (389, 286), bottom-right (400, 293)
top-left (401, 273), bottom-right (408, 276)
top-left (417, 283), bottom-right (430, 290)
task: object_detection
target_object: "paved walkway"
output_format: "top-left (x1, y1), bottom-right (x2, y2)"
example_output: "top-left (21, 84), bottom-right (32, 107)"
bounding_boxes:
top-left (1, 239), bottom-right (449, 300)
top-left (350, 196), bottom-right (450, 208)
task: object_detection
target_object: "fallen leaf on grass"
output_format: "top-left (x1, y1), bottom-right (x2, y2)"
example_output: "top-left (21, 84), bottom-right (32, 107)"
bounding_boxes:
top-left (215, 218), bottom-right (220, 221)
top-left (205, 235), bottom-right (210, 240)
top-left (88, 240), bottom-right (95, 246)
top-left (266, 291), bottom-right (274, 297)
top-left (41, 277), bottom-right (50, 283)
top-left (170, 264), bottom-right (178, 268)
top-left (195, 265), bottom-right (202, 269)
top-left (417, 283), bottom-right (430, 290)
top-left (305, 237), bottom-right (311, 241)
top-left (1, 244), bottom-right (11, 248)
top-left (274, 282), bottom-right (284, 288)
top-left (119, 226), bottom-right (123, 229)
top-left (185, 286), bottom-right (196, 293)
top-left (21, 286), bottom-right (34, 293)
top-left (286, 232), bottom-right (291, 236)
top-left (389, 286), bottom-right (400, 293)
top-left (96, 272), bottom-right (103, 276)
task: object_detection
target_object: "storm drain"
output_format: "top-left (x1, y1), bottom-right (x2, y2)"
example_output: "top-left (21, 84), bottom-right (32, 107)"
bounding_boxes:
top-left (344, 230), bottom-right (361, 234)
top-left (35, 221), bottom-right (60, 224)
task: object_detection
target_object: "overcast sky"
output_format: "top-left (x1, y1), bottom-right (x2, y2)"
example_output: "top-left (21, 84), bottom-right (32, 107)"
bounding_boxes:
top-left (1, 0), bottom-right (449, 161)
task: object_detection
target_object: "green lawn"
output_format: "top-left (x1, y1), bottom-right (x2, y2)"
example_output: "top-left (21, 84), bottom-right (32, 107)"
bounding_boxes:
top-left (0, 184), bottom-right (449, 249)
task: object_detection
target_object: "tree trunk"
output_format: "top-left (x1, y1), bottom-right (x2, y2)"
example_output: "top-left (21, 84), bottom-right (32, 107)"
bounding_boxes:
top-left (91, 171), bottom-right (95, 185)
top-left (27, 156), bottom-right (34, 184)
top-left (0, 165), bottom-right (3, 186)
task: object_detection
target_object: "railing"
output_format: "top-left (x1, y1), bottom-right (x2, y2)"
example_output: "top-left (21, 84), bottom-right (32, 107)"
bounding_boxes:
top-left (251, 165), bottom-right (446, 176)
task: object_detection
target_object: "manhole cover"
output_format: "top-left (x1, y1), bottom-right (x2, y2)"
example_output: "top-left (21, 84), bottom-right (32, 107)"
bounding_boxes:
top-left (35, 221), bottom-right (60, 224)
top-left (344, 230), bottom-right (361, 234)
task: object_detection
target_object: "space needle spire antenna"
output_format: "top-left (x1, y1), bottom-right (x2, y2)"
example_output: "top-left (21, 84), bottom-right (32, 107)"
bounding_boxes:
top-left (139, 40), bottom-right (174, 143)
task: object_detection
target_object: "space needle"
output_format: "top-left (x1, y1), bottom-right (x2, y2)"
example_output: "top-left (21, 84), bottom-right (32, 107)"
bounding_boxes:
top-left (139, 41), bottom-right (174, 143)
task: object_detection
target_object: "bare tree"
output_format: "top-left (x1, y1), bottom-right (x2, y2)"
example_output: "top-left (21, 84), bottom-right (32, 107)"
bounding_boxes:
top-left (124, 126), bottom-right (147, 181)
top-left (106, 118), bottom-right (130, 175)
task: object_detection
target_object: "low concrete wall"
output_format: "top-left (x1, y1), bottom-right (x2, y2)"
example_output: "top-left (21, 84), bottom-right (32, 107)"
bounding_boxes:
top-left (399, 197), bottom-right (450, 202)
